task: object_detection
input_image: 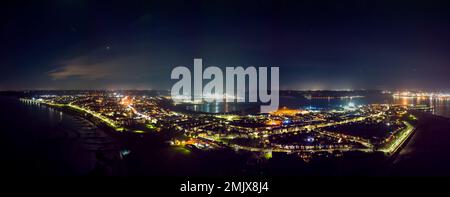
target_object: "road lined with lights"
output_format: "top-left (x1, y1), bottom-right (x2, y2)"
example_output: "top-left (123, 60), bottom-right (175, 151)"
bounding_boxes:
top-left (21, 95), bottom-right (418, 160)
top-left (378, 121), bottom-right (415, 154)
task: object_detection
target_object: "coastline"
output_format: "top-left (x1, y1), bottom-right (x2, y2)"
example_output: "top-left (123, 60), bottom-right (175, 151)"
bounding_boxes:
top-left (0, 96), bottom-right (124, 175)
top-left (22, 97), bottom-right (419, 155)
top-left (18, 98), bottom-right (127, 174)
top-left (20, 98), bottom-right (123, 134)
top-left (14, 96), bottom-right (450, 176)
top-left (391, 112), bottom-right (450, 176)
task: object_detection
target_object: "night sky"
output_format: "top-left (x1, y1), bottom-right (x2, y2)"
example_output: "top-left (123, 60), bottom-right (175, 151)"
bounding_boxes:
top-left (1, 0), bottom-right (450, 91)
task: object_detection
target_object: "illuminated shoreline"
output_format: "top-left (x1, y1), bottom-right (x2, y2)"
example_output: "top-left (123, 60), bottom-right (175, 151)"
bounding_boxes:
top-left (393, 91), bottom-right (450, 99)
top-left (20, 95), bottom-right (418, 160)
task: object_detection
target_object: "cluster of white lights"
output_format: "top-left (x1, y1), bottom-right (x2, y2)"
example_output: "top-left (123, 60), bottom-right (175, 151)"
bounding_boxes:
top-left (393, 91), bottom-right (450, 99)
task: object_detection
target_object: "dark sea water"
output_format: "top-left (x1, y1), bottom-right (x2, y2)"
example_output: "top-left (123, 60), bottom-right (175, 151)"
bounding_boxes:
top-left (392, 113), bottom-right (450, 176)
top-left (0, 96), bottom-right (120, 175)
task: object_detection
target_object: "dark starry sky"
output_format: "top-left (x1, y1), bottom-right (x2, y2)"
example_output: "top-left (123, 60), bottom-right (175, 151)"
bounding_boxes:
top-left (1, 0), bottom-right (450, 91)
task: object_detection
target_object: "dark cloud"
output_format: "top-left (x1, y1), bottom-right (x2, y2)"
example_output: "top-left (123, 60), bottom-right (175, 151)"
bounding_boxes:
top-left (1, 0), bottom-right (450, 91)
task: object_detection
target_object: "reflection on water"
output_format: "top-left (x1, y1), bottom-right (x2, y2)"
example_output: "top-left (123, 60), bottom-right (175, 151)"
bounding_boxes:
top-left (393, 97), bottom-right (450, 118)
top-left (186, 95), bottom-right (450, 118)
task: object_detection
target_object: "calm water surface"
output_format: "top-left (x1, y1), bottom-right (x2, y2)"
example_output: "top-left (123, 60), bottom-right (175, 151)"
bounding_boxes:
top-left (187, 95), bottom-right (450, 118)
top-left (0, 96), bottom-right (120, 175)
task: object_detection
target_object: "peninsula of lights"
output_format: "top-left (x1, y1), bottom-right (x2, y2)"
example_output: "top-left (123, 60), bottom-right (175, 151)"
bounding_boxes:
top-left (20, 91), bottom-right (419, 161)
